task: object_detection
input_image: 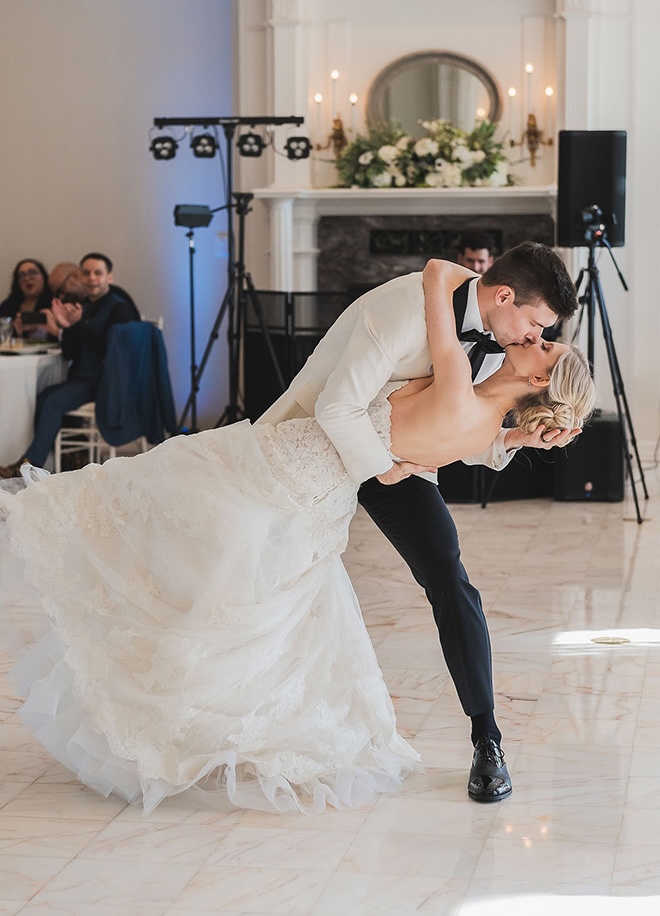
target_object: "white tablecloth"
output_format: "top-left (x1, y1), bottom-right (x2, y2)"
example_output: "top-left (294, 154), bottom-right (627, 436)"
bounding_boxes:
top-left (0, 351), bottom-right (68, 465)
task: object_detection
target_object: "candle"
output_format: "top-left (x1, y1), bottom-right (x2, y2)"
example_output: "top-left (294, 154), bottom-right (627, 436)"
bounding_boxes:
top-left (314, 92), bottom-right (323, 140)
top-left (330, 69), bottom-right (339, 116)
top-left (349, 92), bottom-right (358, 132)
top-left (544, 86), bottom-right (554, 139)
top-left (507, 86), bottom-right (517, 140)
top-left (524, 63), bottom-right (534, 116)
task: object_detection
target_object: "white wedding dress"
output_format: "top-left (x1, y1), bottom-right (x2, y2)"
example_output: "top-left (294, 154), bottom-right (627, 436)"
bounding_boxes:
top-left (0, 382), bottom-right (421, 815)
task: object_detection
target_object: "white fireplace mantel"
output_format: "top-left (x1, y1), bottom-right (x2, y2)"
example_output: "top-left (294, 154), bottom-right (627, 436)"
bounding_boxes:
top-left (252, 185), bottom-right (558, 290)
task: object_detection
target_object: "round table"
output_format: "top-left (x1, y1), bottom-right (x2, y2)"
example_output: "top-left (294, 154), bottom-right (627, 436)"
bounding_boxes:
top-left (0, 350), bottom-right (67, 465)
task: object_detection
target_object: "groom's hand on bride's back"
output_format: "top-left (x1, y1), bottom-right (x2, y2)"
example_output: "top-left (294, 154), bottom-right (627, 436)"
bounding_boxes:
top-left (376, 461), bottom-right (438, 485)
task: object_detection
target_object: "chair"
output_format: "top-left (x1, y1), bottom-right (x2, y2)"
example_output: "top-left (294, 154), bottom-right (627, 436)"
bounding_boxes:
top-left (54, 318), bottom-right (175, 473)
top-left (54, 400), bottom-right (119, 472)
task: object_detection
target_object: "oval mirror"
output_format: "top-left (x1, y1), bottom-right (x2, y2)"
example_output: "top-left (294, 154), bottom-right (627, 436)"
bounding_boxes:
top-left (367, 52), bottom-right (502, 135)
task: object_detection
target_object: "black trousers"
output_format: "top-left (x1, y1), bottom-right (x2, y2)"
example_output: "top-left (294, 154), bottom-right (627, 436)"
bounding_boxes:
top-left (26, 378), bottom-right (98, 467)
top-left (358, 474), bottom-right (494, 717)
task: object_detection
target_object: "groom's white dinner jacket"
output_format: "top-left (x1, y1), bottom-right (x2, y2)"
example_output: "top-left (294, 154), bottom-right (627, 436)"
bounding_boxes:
top-left (258, 272), bottom-right (513, 484)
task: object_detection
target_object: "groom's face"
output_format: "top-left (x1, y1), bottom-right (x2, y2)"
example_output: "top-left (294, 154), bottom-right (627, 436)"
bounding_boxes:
top-left (485, 286), bottom-right (558, 348)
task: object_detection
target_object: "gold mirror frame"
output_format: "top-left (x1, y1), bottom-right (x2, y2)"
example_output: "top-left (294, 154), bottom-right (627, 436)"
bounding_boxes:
top-left (366, 51), bottom-right (503, 134)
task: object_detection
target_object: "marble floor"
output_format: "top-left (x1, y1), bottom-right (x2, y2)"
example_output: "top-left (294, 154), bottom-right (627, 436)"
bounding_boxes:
top-left (2, 467), bottom-right (660, 914)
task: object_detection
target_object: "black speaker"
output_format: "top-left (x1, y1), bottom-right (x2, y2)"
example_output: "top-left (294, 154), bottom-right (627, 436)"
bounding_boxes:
top-left (437, 450), bottom-right (554, 504)
top-left (553, 410), bottom-right (624, 501)
top-left (557, 130), bottom-right (627, 247)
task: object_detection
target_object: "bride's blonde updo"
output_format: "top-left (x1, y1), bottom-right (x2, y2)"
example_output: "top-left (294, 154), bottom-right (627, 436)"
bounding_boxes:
top-left (512, 345), bottom-right (596, 442)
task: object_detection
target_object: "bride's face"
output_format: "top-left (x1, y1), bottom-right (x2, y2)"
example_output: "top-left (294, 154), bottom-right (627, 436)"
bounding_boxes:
top-left (504, 338), bottom-right (569, 383)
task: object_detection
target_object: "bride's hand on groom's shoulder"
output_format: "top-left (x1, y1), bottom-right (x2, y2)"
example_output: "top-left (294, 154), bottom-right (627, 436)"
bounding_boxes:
top-left (504, 424), bottom-right (581, 452)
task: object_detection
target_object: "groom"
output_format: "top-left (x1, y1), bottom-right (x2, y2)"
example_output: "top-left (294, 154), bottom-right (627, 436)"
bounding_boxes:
top-left (258, 241), bottom-right (579, 802)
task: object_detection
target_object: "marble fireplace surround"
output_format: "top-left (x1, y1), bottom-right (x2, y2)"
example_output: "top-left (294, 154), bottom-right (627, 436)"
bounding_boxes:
top-left (252, 186), bottom-right (558, 293)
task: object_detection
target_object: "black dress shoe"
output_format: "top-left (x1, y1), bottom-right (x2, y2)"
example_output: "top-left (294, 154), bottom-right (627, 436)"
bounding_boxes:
top-left (468, 736), bottom-right (512, 802)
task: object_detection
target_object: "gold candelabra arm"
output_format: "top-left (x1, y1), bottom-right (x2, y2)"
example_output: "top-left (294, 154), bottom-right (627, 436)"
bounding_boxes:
top-left (510, 113), bottom-right (553, 167)
top-left (315, 115), bottom-right (348, 157)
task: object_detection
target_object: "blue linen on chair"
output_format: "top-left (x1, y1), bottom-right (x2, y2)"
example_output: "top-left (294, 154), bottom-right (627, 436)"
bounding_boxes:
top-left (95, 321), bottom-right (177, 447)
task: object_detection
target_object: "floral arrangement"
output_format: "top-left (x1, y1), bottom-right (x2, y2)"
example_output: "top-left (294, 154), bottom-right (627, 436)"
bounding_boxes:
top-left (335, 118), bottom-right (509, 189)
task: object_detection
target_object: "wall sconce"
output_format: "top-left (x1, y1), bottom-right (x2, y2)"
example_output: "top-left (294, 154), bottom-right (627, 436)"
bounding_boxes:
top-left (507, 64), bottom-right (554, 166)
top-left (313, 70), bottom-right (357, 157)
top-left (510, 113), bottom-right (553, 167)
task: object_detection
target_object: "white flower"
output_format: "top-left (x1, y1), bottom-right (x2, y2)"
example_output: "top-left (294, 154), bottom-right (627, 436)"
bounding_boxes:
top-left (358, 151), bottom-right (375, 165)
top-left (414, 138), bottom-right (439, 158)
top-left (396, 136), bottom-right (410, 150)
top-left (427, 160), bottom-right (462, 188)
top-left (378, 144), bottom-right (399, 163)
top-left (454, 144), bottom-right (472, 164)
top-left (372, 171), bottom-right (393, 187)
top-left (472, 149), bottom-right (486, 163)
top-left (386, 165), bottom-right (406, 186)
top-left (424, 172), bottom-right (444, 188)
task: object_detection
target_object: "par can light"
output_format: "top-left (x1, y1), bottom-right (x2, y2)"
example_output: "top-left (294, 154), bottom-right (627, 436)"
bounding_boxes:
top-left (285, 136), bottom-right (312, 160)
top-left (150, 135), bottom-right (178, 160)
top-left (191, 133), bottom-right (218, 158)
top-left (237, 131), bottom-right (265, 157)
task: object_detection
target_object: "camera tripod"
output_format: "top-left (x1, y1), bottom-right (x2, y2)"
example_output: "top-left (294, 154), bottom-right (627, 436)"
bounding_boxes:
top-left (574, 219), bottom-right (648, 523)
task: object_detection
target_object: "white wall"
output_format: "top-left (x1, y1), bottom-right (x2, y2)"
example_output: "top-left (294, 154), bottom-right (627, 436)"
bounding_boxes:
top-left (0, 0), bottom-right (234, 429)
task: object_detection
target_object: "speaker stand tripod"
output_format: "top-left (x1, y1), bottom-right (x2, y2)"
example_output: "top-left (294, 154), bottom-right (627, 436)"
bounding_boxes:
top-left (574, 233), bottom-right (648, 523)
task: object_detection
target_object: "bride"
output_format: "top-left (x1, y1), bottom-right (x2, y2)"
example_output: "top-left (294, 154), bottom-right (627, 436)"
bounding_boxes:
top-left (0, 259), bottom-right (595, 815)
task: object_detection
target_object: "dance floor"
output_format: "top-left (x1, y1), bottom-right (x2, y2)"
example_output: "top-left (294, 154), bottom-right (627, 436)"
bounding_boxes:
top-left (1, 466), bottom-right (660, 914)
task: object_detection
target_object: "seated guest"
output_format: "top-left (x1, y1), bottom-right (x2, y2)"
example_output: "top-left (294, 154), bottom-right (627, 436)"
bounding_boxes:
top-left (48, 261), bottom-right (86, 299)
top-left (0, 253), bottom-right (140, 478)
top-left (456, 231), bottom-right (496, 275)
top-left (0, 259), bottom-right (53, 340)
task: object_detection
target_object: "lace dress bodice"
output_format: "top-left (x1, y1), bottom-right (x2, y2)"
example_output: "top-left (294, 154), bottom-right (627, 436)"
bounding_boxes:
top-left (255, 379), bottom-right (406, 500)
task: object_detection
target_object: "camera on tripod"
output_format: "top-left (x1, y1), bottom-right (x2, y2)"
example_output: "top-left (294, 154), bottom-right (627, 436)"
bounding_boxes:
top-left (578, 203), bottom-right (607, 244)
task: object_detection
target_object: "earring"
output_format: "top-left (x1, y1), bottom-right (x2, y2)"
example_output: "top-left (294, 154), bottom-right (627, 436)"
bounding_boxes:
top-left (528, 378), bottom-right (532, 387)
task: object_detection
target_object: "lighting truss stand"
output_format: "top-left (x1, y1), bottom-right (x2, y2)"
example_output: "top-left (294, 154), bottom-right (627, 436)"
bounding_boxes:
top-left (574, 231), bottom-right (648, 523)
top-left (184, 228), bottom-right (199, 432)
top-left (153, 115), bottom-right (303, 428)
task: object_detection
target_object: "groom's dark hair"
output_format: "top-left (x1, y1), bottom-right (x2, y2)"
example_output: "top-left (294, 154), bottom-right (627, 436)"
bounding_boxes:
top-left (480, 241), bottom-right (578, 320)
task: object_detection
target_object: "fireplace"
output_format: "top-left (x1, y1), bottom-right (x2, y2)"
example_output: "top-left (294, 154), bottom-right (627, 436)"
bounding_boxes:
top-left (252, 186), bottom-right (559, 292)
top-left (316, 211), bottom-right (554, 295)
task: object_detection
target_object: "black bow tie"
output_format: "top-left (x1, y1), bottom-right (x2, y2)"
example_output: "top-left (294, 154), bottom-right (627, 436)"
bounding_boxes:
top-left (459, 329), bottom-right (504, 379)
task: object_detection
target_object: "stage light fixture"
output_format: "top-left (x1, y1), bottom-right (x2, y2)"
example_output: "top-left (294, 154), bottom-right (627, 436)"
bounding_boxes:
top-left (173, 204), bottom-right (213, 228)
top-left (191, 133), bottom-right (218, 158)
top-left (285, 136), bottom-right (312, 160)
top-left (150, 135), bottom-right (178, 160)
top-left (237, 131), bottom-right (265, 157)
